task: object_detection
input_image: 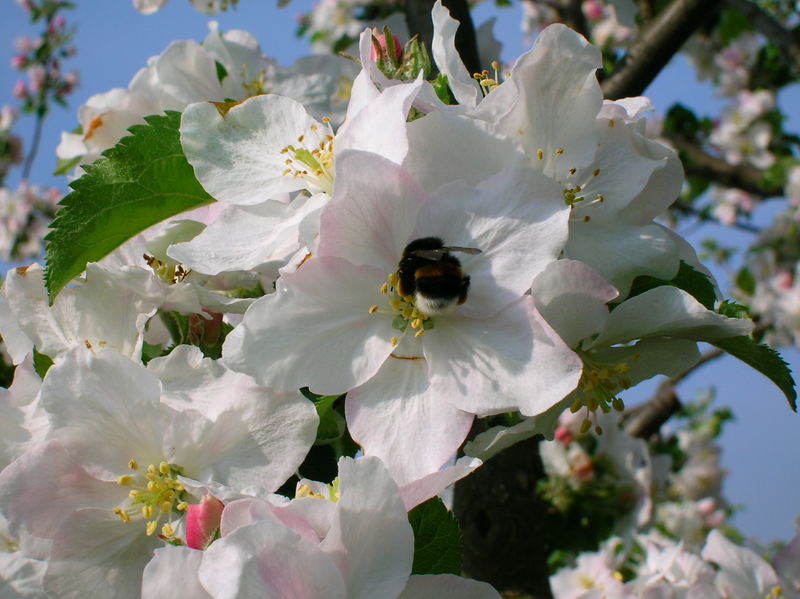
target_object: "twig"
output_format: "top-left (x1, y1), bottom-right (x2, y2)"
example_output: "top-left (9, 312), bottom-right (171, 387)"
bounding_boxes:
top-left (725, 0), bottom-right (800, 74)
top-left (664, 132), bottom-right (785, 199)
top-left (602, 0), bottom-right (724, 99)
top-left (21, 112), bottom-right (44, 181)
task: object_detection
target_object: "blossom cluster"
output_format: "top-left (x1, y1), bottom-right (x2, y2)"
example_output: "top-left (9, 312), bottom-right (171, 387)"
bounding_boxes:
top-left (0, 5), bottom-right (775, 598)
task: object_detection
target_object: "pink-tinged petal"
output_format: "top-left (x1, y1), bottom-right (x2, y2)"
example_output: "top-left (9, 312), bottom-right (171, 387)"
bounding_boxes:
top-left (591, 286), bottom-right (753, 348)
top-left (531, 259), bottom-right (618, 348)
top-left (220, 497), bottom-right (322, 545)
top-left (321, 457), bottom-right (413, 599)
top-left (180, 95), bottom-right (322, 205)
top-left (772, 534), bottom-right (800, 589)
top-left (318, 151), bottom-right (425, 273)
top-left (0, 441), bottom-right (124, 540)
top-left (424, 297), bottom-right (582, 417)
top-left (199, 519), bottom-right (347, 599)
top-left (186, 495), bottom-right (224, 550)
top-left (44, 508), bottom-right (161, 599)
top-left (397, 574), bottom-right (501, 599)
top-left (346, 359), bottom-right (474, 487)
top-left (142, 546), bottom-right (211, 599)
top-left (223, 256), bottom-right (395, 394)
top-left (414, 167), bottom-right (569, 318)
top-left (475, 24), bottom-right (602, 177)
top-left (399, 456), bottom-right (482, 511)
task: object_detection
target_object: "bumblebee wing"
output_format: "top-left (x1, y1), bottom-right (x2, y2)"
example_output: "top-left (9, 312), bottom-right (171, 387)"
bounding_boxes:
top-left (445, 246), bottom-right (482, 255)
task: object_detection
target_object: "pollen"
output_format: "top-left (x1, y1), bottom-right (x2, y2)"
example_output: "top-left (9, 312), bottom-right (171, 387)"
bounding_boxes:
top-left (368, 305), bottom-right (379, 314)
top-left (279, 118), bottom-right (335, 195)
top-left (536, 148), bottom-right (544, 160)
top-left (570, 352), bottom-right (639, 435)
top-left (110, 458), bottom-right (188, 541)
top-left (555, 147), bottom-right (564, 155)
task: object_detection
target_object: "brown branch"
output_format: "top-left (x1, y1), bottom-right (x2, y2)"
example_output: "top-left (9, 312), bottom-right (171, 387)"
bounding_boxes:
top-left (664, 132), bottom-right (784, 198)
top-left (561, 0), bottom-right (590, 40)
top-left (725, 0), bottom-right (800, 74)
top-left (602, 0), bottom-right (724, 99)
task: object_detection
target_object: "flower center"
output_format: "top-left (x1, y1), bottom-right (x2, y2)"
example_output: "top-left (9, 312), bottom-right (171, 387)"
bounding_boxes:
top-left (368, 272), bottom-right (435, 347)
top-left (570, 352), bottom-right (638, 434)
top-left (143, 254), bottom-right (191, 285)
top-left (280, 117), bottom-right (335, 195)
top-left (113, 459), bottom-right (188, 541)
top-left (296, 477), bottom-right (340, 502)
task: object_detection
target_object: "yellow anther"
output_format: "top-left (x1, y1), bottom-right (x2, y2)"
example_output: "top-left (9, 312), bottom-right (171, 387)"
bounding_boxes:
top-left (117, 475), bottom-right (133, 486)
top-left (159, 501), bottom-right (172, 514)
top-left (390, 337), bottom-right (399, 346)
top-left (555, 147), bottom-right (564, 155)
top-left (596, 194), bottom-right (604, 202)
top-left (368, 305), bottom-right (379, 314)
top-left (310, 124), bottom-right (318, 131)
top-left (568, 168), bottom-right (576, 175)
top-left (411, 318), bottom-right (422, 329)
top-left (570, 398), bottom-right (583, 413)
top-left (379, 283), bottom-right (389, 294)
top-left (389, 298), bottom-right (403, 311)
top-left (536, 148), bottom-right (544, 160)
top-left (146, 521), bottom-right (158, 536)
top-left (612, 398), bottom-right (625, 412)
top-left (579, 419), bottom-right (592, 434)
top-left (161, 523), bottom-right (174, 537)
top-left (297, 135), bottom-right (304, 143)
top-left (177, 502), bottom-right (188, 511)
top-left (402, 307), bottom-right (414, 319)
top-left (592, 168), bottom-right (600, 177)
top-left (128, 460), bottom-right (138, 470)
top-left (491, 60), bottom-right (499, 70)
top-left (112, 508), bottom-right (130, 523)
top-left (159, 462), bottom-right (170, 475)
top-left (414, 329), bottom-right (425, 338)
top-left (594, 425), bottom-right (603, 435)
top-left (129, 490), bottom-right (140, 499)
top-left (147, 464), bottom-right (157, 475)
top-left (608, 119), bottom-right (615, 128)
top-left (322, 116), bottom-right (331, 123)
top-left (142, 505), bottom-right (154, 519)
top-left (147, 481), bottom-right (157, 492)
top-left (582, 215), bottom-right (591, 222)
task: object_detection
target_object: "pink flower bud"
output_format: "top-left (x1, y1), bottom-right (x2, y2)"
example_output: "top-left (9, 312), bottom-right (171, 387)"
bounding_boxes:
top-left (582, 0), bottom-right (603, 20)
top-left (554, 426), bottom-right (573, 446)
top-left (185, 494), bottom-right (224, 550)
top-left (10, 55), bottom-right (25, 70)
top-left (54, 15), bottom-right (66, 28)
top-left (370, 32), bottom-right (402, 61)
top-left (12, 80), bottom-right (26, 99)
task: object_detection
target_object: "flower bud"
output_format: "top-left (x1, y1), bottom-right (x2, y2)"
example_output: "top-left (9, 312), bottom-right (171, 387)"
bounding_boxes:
top-left (185, 494), bottom-right (224, 550)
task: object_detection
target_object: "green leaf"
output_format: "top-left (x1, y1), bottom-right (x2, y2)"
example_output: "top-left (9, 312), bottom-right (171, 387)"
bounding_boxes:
top-left (718, 8), bottom-right (752, 46)
top-left (44, 111), bottom-right (215, 303)
top-left (408, 497), bottom-right (463, 575)
top-left (664, 103), bottom-right (699, 138)
top-left (712, 336), bottom-right (797, 411)
top-left (32, 348), bottom-right (54, 379)
top-left (625, 261), bottom-right (717, 309)
top-left (301, 389), bottom-right (345, 444)
top-left (53, 154), bottom-right (82, 176)
top-left (214, 60), bottom-right (229, 84)
top-left (735, 267), bottom-right (756, 296)
top-left (140, 341), bottom-right (165, 365)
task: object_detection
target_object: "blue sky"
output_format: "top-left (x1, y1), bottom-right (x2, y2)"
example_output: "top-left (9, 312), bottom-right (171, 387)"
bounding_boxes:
top-left (1, 0), bottom-right (798, 542)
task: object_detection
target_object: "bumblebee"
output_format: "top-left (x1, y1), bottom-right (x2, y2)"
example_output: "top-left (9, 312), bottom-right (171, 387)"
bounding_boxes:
top-left (396, 237), bottom-right (482, 314)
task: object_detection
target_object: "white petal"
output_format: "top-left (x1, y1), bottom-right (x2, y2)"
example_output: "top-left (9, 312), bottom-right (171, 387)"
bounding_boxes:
top-left (181, 95), bottom-right (322, 205)
top-left (702, 530), bottom-right (781, 598)
top-left (424, 297), bottom-right (582, 416)
top-left (318, 151), bottom-right (425, 273)
top-left (591, 287), bottom-right (753, 348)
top-left (346, 358), bottom-right (474, 487)
top-left (321, 457), bottom-right (413, 599)
top-left (414, 167), bottom-right (570, 318)
top-left (142, 547), bottom-right (211, 599)
top-left (531, 259), bottom-right (618, 348)
top-left (397, 574), bottom-right (501, 599)
top-left (399, 456), bottom-right (482, 510)
top-left (223, 256), bottom-right (395, 394)
top-left (431, 1), bottom-right (480, 108)
top-left (199, 519), bottom-right (347, 599)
